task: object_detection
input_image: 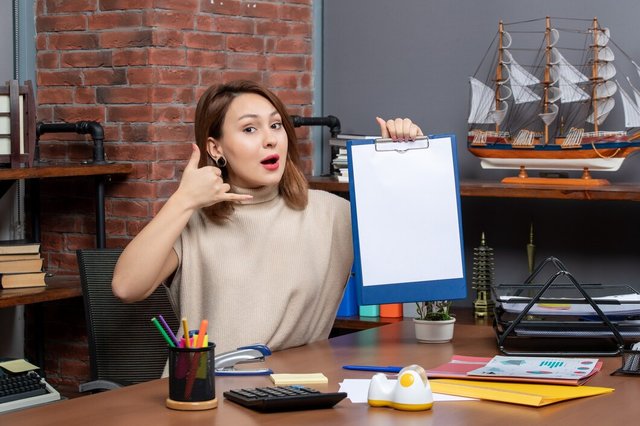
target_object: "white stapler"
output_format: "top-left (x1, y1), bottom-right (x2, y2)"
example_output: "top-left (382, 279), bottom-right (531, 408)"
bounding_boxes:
top-left (214, 344), bottom-right (273, 376)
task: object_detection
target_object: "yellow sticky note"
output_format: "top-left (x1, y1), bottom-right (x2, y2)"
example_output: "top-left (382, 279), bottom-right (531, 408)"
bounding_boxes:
top-left (0, 359), bottom-right (39, 373)
top-left (270, 373), bottom-right (328, 386)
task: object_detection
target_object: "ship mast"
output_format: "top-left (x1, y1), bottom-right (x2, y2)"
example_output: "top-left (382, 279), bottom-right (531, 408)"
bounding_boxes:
top-left (496, 21), bottom-right (505, 134)
top-left (543, 16), bottom-right (552, 145)
top-left (592, 17), bottom-right (600, 136)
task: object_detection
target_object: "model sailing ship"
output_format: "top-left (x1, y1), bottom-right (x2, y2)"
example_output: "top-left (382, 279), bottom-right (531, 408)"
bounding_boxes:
top-left (468, 17), bottom-right (640, 184)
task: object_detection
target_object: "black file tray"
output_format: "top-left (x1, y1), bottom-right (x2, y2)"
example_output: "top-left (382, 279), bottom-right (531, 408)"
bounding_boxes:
top-left (492, 257), bottom-right (640, 356)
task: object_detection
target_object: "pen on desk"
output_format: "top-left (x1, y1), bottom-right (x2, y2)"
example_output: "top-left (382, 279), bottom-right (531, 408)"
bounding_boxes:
top-left (342, 365), bottom-right (403, 373)
top-left (157, 314), bottom-right (179, 347)
top-left (151, 317), bottom-right (176, 348)
top-left (182, 318), bottom-right (191, 348)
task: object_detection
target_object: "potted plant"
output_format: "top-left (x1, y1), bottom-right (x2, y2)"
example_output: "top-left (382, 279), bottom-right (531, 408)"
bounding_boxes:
top-left (413, 300), bottom-right (456, 343)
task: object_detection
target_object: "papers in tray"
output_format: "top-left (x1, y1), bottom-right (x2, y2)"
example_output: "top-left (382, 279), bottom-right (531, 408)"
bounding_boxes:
top-left (498, 293), bottom-right (640, 316)
top-left (425, 355), bottom-right (603, 386)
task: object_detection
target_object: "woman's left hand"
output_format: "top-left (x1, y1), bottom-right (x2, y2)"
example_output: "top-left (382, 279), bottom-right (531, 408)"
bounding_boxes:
top-left (375, 117), bottom-right (424, 141)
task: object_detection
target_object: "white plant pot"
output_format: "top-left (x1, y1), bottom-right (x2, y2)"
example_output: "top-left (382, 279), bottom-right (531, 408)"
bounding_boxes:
top-left (413, 317), bottom-right (456, 343)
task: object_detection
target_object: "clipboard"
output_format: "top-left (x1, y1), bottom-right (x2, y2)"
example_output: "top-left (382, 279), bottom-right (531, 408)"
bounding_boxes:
top-left (347, 134), bottom-right (466, 305)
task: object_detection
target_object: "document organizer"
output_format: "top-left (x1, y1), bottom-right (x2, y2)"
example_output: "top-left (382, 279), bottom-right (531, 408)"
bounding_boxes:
top-left (492, 257), bottom-right (640, 357)
top-left (347, 134), bottom-right (466, 305)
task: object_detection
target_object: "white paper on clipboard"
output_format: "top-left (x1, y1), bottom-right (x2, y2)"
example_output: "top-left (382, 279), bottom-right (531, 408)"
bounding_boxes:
top-left (348, 135), bottom-right (466, 304)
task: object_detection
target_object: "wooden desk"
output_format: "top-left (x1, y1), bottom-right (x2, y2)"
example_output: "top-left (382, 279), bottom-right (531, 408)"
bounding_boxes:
top-left (3, 321), bottom-right (638, 425)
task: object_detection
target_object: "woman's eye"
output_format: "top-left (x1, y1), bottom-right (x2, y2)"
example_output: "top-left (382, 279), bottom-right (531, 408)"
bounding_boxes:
top-left (272, 122), bottom-right (282, 130)
top-left (243, 127), bottom-right (257, 133)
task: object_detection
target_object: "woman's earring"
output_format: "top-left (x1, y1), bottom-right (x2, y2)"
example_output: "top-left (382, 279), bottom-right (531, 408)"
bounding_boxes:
top-left (215, 155), bottom-right (227, 168)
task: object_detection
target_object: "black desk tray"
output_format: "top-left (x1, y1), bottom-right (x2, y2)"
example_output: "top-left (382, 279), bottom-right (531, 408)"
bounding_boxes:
top-left (492, 257), bottom-right (640, 356)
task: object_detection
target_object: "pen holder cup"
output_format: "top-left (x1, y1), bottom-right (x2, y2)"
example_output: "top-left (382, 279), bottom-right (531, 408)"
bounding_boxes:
top-left (166, 343), bottom-right (217, 410)
top-left (612, 349), bottom-right (640, 376)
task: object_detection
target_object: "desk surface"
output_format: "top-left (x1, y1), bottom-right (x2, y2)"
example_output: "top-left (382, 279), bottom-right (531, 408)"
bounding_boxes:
top-left (0, 163), bottom-right (133, 181)
top-left (3, 321), bottom-right (638, 425)
top-left (0, 276), bottom-right (82, 309)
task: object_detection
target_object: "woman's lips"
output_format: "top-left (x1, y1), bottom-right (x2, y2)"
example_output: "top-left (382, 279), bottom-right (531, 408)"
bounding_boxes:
top-left (261, 154), bottom-right (280, 171)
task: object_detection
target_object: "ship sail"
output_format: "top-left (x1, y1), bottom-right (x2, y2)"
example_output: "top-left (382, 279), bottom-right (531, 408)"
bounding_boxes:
top-left (587, 27), bottom-right (617, 126)
top-left (618, 82), bottom-right (640, 127)
top-left (504, 50), bottom-right (541, 104)
top-left (468, 77), bottom-right (510, 125)
top-left (550, 48), bottom-right (590, 103)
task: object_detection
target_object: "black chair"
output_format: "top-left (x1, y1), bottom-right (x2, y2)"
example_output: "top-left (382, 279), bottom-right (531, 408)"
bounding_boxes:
top-left (77, 248), bottom-right (179, 392)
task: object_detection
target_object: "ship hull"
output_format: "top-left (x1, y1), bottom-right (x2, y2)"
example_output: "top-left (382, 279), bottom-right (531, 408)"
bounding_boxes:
top-left (468, 143), bottom-right (640, 171)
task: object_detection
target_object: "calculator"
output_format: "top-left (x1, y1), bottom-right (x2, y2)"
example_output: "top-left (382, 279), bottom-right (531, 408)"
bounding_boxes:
top-left (223, 385), bottom-right (347, 412)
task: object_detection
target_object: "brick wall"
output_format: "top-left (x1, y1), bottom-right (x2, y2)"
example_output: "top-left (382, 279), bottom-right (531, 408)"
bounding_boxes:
top-left (32, 0), bottom-right (315, 396)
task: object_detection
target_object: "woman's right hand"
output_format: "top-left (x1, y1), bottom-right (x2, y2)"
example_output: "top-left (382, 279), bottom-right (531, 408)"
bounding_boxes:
top-left (176, 144), bottom-right (252, 210)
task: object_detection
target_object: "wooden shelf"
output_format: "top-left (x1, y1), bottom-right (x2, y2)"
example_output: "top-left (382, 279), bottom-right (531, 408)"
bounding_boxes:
top-left (0, 276), bottom-right (82, 308)
top-left (307, 176), bottom-right (640, 201)
top-left (0, 162), bottom-right (133, 181)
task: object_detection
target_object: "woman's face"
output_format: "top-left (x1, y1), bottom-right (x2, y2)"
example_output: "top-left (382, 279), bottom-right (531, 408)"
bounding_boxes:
top-left (209, 93), bottom-right (289, 189)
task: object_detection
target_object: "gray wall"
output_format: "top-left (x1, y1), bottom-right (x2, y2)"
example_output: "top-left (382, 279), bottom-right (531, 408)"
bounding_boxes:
top-left (323, 0), bottom-right (640, 302)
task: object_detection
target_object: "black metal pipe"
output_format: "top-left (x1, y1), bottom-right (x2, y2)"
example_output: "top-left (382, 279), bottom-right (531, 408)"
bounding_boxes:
top-left (36, 121), bottom-right (107, 164)
top-left (290, 115), bottom-right (342, 138)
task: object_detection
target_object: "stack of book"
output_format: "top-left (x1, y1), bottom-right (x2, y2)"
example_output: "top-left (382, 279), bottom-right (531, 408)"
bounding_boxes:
top-left (0, 242), bottom-right (45, 289)
top-left (329, 134), bottom-right (377, 183)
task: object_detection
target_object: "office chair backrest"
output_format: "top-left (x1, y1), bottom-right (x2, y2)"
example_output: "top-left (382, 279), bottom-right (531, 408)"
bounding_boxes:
top-left (77, 248), bottom-right (179, 388)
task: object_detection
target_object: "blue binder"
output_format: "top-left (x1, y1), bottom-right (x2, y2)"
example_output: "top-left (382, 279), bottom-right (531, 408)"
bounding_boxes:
top-left (347, 134), bottom-right (466, 305)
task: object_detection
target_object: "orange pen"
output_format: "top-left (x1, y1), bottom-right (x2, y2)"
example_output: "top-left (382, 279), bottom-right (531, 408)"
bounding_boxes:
top-left (195, 319), bottom-right (208, 348)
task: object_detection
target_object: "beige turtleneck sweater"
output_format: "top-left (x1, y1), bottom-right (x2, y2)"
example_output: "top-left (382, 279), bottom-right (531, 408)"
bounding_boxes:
top-left (168, 185), bottom-right (353, 354)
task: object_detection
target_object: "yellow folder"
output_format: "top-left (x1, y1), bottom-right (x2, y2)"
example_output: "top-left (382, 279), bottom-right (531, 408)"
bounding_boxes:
top-left (430, 379), bottom-right (614, 407)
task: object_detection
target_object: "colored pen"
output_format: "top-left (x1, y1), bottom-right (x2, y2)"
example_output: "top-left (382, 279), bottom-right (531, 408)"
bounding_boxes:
top-left (182, 318), bottom-right (191, 348)
top-left (151, 317), bottom-right (176, 348)
top-left (342, 365), bottom-right (403, 373)
top-left (158, 314), bottom-right (179, 347)
top-left (195, 319), bottom-right (208, 348)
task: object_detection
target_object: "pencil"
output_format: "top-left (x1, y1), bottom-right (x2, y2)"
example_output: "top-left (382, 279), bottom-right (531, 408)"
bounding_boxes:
top-left (182, 318), bottom-right (190, 348)
top-left (151, 317), bottom-right (175, 348)
top-left (158, 314), bottom-right (179, 347)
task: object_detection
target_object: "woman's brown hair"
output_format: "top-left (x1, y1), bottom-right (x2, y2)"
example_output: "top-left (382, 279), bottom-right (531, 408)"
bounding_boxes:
top-left (194, 80), bottom-right (309, 222)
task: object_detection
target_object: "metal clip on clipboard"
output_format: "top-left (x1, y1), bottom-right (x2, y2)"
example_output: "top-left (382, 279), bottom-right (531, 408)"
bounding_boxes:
top-left (214, 344), bottom-right (273, 376)
top-left (374, 135), bottom-right (430, 152)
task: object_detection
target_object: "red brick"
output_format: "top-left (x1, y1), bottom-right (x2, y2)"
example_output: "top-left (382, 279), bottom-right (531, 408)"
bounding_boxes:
top-left (149, 87), bottom-right (194, 104)
top-left (121, 124), bottom-right (152, 142)
top-left (219, 70), bottom-right (262, 84)
top-left (149, 162), bottom-right (176, 180)
top-left (48, 33), bottom-right (99, 50)
top-left (151, 200), bottom-right (167, 216)
top-left (108, 105), bottom-right (153, 122)
top-left (227, 54), bottom-right (266, 70)
top-left (38, 87), bottom-right (74, 104)
top-left (267, 55), bottom-right (306, 71)
top-left (152, 29), bottom-right (184, 47)
top-left (244, 2), bottom-right (278, 19)
top-left (199, 69), bottom-right (224, 86)
top-left (184, 33), bottom-right (224, 50)
top-left (82, 68), bottom-right (127, 85)
top-left (187, 50), bottom-right (225, 68)
top-left (279, 4), bottom-right (312, 22)
top-left (126, 219), bottom-right (149, 236)
top-left (37, 70), bottom-right (83, 86)
top-left (200, 0), bottom-right (241, 15)
top-left (149, 48), bottom-right (186, 66)
top-left (87, 11), bottom-right (143, 30)
top-left (227, 35), bottom-right (264, 53)
top-left (66, 234), bottom-right (97, 250)
top-left (37, 15), bottom-right (87, 32)
top-left (256, 21), bottom-right (310, 37)
top-left (53, 105), bottom-right (106, 122)
top-left (105, 219), bottom-right (128, 236)
top-left (274, 89), bottom-right (312, 105)
top-left (127, 68), bottom-right (157, 84)
top-left (143, 10), bottom-right (194, 30)
top-left (45, 0), bottom-right (97, 13)
top-left (99, 29), bottom-right (153, 48)
top-left (99, 0), bottom-right (153, 10)
top-left (97, 87), bottom-right (149, 104)
top-left (153, 106), bottom-right (183, 122)
top-left (111, 199), bottom-right (149, 217)
top-left (113, 48), bottom-right (149, 66)
top-left (75, 87), bottom-right (97, 104)
top-left (157, 68), bottom-right (198, 85)
top-left (151, 124), bottom-right (192, 142)
top-left (270, 38), bottom-right (310, 55)
top-left (109, 143), bottom-right (158, 162)
top-left (157, 181), bottom-right (179, 198)
top-left (61, 50), bottom-right (112, 67)
top-left (154, 0), bottom-right (198, 11)
top-left (157, 142), bottom-right (191, 161)
top-left (205, 16), bottom-right (252, 34)
top-left (267, 73), bottom-right (299, 89)
top-left (37, 51), bottom-right (60, 69)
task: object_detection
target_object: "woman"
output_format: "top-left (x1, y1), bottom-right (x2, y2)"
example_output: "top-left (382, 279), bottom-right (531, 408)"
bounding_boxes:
top-left (112, 80), bottom-right (423, 353)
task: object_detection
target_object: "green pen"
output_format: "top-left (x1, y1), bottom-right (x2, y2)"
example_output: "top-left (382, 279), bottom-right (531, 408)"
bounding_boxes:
top-left (151, 317), bottom-right (176, 348)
